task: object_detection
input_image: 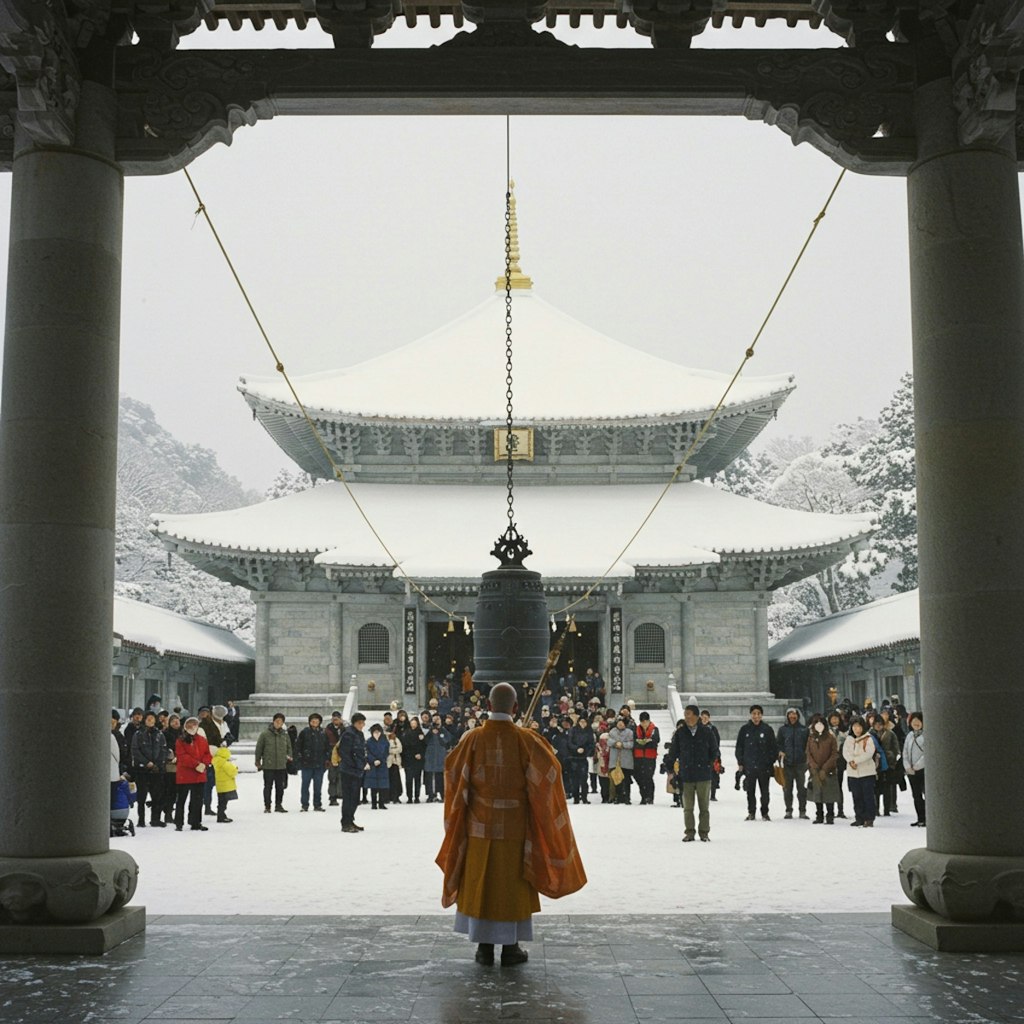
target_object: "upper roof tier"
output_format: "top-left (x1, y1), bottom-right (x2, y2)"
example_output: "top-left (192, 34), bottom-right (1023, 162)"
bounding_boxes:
top-left (239, 291), bottom-right (796, 484)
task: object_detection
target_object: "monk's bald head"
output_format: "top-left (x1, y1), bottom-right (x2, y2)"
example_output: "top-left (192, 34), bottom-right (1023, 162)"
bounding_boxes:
top-left (490, 682), bottom-right (517, 715)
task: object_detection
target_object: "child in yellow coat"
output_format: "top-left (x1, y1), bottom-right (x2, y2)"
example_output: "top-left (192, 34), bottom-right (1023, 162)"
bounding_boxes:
top-left (212, 746), bottom-right (238, 823)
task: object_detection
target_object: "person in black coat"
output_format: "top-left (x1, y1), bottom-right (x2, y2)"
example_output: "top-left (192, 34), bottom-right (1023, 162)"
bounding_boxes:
top-left (130, 711), bottom-right (169, 828)
top-left (777, 707), bottom-right (810, 819)
top-left (295, 713), bottom-right (331, 812)
top-left (735, 704), bottom-right (778, 821)
top-left (401, 716), bottom-right (425, 803)
top-left (566, 716), bottom-right (595, 804)
top-left (667, 704), bottom-right (720, 842)
top-left (338, 713), bottom-right (368, 833)
top-left (700, 710), bottom-right (723, 801)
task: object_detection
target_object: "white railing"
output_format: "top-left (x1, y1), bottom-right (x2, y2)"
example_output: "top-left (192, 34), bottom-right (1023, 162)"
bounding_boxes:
top-left (342, 685), bottom-right (359, 723)
top-left (667, 684), bottom-right (684, 724)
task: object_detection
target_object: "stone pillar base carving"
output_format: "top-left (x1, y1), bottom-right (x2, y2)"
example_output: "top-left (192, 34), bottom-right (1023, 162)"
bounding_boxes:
top-left (899, 848), bottom-right (1024, 923)
top-left (0, 850), bottom-right (138, 925)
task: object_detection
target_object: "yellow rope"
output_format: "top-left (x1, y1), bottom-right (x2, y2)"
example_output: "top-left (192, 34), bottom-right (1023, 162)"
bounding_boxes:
top-left (549, 168), bottom-right (846, 617)
top-left (181, 163), bottom-right (844, 623)
top-left (181, 167), bottom-right (458, 621)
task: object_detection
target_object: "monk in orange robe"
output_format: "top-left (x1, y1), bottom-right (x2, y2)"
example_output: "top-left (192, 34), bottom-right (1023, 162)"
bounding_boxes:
top-left (461, 665), bottom-right (474, 694)
top-left (435, 682), bottom-right (587, 966)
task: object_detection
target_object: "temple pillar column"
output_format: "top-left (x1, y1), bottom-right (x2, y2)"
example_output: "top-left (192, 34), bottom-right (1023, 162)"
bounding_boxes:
top-left (894, 74), bottom-right (1024, 950)
top-left (0, 81), bottom-right (142, 953)
top-left (328, 599), bottom-right (343, 691)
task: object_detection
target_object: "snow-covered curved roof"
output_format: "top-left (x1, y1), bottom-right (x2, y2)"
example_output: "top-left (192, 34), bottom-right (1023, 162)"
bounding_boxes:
top-left (238, 292), bottom-right (795, 422)
top-left (151, 481), bottom-right (874, 580)
top-left (769, 589), bottom-right (919, 664)
top-left (114, 596), bottom-right (254, 664)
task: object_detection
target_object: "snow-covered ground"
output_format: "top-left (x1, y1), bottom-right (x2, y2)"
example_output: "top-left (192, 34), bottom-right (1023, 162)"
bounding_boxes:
top-left (113, 739), bottom-right (919, 916)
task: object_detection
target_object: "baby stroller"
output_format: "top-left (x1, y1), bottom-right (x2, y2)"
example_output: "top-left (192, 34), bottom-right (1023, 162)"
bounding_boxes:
top-left (111, 779), bottom-right (137, 837)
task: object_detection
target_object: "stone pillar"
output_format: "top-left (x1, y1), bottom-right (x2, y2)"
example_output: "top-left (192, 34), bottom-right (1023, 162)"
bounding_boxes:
top-left (255, 594), bottom-right (271, 690)
top-left (680, 597), bottom-right (695, 689)
top-left (0, 82), bottom-right (141, 952)
top-left (894, 75), bottom-right (1024, 950)
top-left (753, 598), bottom-right (769, 689)
top-left (328, 599), bottom-right (343, 691)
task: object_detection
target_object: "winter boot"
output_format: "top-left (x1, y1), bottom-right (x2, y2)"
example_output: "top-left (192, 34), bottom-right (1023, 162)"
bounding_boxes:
top-left (475, 944), bottom-right (495, 966)
top-left (813, 806), bottom-right (824, 824)
top-left (825, 805), bottom-right (834, 824)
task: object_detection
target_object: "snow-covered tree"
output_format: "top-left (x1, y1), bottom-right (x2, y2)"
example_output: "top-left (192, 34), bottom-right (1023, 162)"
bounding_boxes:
top-left (265, 467), bottom-right (321, 500)
top-left (114, 396), bottom-right (260, 644)
top-left (848, 373), bottom-right (917, 592)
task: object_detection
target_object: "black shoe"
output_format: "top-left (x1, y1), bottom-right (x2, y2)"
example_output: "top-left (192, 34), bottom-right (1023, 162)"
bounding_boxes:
top-left (329, 799), bottom-right (338, 806)
top-left (825, 816), bottom-right (834, 825)
top-left (710, 796), bottom-right (717, 802)
top-left (762, 813), bottom-right (771, 821)
top-left (204, 809), bottom-right (215, 817)
top-left (475, 944), bottom-right (495, 966)
top-left (342, 824), bottom-right (360, 833)
top-left (275, 806), bottom-right (287, 813)
top-left (190, 825), bottom-right (209, 832)
top-left (836, 812), bottom-right (847, 819)
top-left (784, 810), bottom-right (793, 819)
top-left (883, 810), bottom-right (891, 816)
top-left (500, 943), bottom-right (529, 966)
top-left (863, 820), bottom-right (874, 827)
top-left (217, 815), bottom-right (233, 823)
top-left (700, 836), bottom-right (710, 842)
top-left (175, 825), bottom-right (183, 831)
top-left (414, 798), bottom-right (420, 803)
top-left (745, 813), bottom-right (755, 821)
top-left (151, 821), bottom-right (166, 828)
top-left (799, 811), bottom-right (809, 820)
top-left (314, 807), bottom-right (326, 812)
top-left (851, 820), bottom-right (863, 827)
top-left (682, 835), bottom-right (695, 842)
top-left (354, 824), bottom-right (365, 831)
top-left (264, 807), bottom-right (271, 814)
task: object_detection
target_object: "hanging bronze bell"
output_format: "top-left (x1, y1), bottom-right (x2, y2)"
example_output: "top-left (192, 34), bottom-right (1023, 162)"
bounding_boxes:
top-left (473, 523), bottom-right (549, 698)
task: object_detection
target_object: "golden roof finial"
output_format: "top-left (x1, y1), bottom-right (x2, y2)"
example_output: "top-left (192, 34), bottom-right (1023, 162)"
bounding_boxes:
top-left (495, 180), bottom-right (533, 292)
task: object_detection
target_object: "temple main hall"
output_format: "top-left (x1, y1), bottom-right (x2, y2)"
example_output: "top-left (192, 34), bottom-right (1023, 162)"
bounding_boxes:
top-left (151, 202), bottom-right (873, 736)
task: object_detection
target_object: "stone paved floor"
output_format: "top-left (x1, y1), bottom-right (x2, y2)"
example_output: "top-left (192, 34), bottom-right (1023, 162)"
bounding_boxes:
top-left (2, 913), bottom-right (1023, 1024)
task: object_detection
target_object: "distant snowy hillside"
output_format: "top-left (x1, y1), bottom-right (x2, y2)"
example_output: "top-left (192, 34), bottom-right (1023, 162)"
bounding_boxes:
top-left (115, 396), bottom-right (259, 644)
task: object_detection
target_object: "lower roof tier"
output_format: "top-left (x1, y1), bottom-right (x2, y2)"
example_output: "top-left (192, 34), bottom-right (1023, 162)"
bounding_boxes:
top-left (151, 481), bottom-right (874, 587)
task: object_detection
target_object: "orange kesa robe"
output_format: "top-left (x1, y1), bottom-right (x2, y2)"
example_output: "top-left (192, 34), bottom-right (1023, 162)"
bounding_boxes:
top-left (436, 718), bottom-right (587, 920)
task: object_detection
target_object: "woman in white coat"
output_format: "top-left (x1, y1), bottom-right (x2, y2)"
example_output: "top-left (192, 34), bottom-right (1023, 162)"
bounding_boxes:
top-left (842, 717), bottom-right (878, 828)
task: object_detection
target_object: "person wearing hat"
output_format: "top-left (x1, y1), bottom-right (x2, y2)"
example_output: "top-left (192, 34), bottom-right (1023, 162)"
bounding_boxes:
top-left (254, 713), bottom-right (294, 813)
top-left (338, 712), bottom-right (369, 833)
top-left (633, 711), bottom-right (661, 806)
top-left (295, 712), bottom-right (331, 812)
top-left (130, 710), bottom-right (169, 828)
top-left (325, 711), bottom-right (344, 806)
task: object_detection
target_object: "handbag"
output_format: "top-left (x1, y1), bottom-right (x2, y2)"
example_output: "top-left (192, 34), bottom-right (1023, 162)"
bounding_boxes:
top-left (609, 765), bottom-right (625, 786)
top-left (772, 763), bottom-right (786, 786)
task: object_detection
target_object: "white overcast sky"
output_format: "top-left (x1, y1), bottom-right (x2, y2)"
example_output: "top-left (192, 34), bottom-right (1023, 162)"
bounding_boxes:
top-left (0, 22), bottom-right (918, 492)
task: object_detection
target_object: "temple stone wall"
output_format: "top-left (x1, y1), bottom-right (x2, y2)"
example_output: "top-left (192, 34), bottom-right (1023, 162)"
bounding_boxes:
top-left (685, 593), bottom-right (765, 692)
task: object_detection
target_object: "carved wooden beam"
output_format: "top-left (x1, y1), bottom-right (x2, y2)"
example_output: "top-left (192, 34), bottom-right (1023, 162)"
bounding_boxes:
top-left (98, 41), bottom-right (917, 175)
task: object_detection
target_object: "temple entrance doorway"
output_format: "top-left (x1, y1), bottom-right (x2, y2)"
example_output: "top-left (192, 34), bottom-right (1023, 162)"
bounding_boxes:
top-left (426, 621), bottom-right (475, 692)
top-left (551, 622), bottom-right (600, 698)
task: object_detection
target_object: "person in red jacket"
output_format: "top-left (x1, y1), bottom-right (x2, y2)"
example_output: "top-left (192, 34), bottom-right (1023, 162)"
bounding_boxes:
top-left (175, 717), bottom-right (213, 832)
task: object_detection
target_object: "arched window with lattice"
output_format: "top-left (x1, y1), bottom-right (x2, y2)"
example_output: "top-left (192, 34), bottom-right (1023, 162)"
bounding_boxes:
top-left (358, 622), bottom-right (390, 665)
top-left (633, 622), bottom-right (666, 665)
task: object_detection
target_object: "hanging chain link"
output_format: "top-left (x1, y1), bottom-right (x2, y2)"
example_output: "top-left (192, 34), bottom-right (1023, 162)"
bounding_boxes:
top-left (504, 185), bottom-right (515, 531)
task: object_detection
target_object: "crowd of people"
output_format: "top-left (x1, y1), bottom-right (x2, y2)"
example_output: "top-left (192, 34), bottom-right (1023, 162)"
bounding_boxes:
top-left (108, 678), bottom-right (924, 842)
top-left (734, 700), bottom-right (925, 830)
